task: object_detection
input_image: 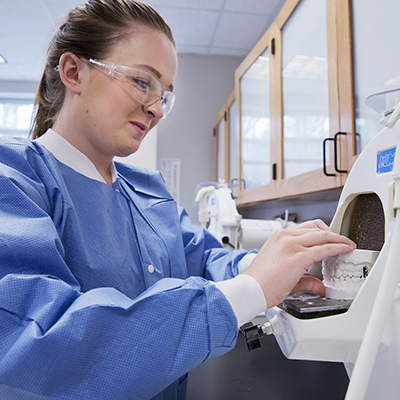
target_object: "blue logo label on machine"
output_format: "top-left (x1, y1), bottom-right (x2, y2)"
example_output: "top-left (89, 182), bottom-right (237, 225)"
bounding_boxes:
top-left (377, 147), bottom-right (396, 174)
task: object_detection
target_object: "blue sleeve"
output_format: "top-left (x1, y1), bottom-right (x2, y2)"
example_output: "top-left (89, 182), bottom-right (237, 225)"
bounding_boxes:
top-left (0, 142), bottom-right (238, 399)
top-left (0, 274), bottom-right (237, 400)
top-left (179, 207), bottom-right (250, 281)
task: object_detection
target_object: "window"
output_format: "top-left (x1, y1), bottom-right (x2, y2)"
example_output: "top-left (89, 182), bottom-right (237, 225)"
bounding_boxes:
top-left (0, 100), bottom-right (34, 138)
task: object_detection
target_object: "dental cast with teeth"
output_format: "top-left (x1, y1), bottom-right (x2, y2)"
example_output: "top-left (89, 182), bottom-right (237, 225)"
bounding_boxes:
top-left (323, 249), bottom-right (380, 300)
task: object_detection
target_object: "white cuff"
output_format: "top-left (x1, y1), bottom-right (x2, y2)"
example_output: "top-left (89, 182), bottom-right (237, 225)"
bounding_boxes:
top-left (214, 274), bottom-right (267, 329)
top-left (238, 253), bottom-right (257, 274)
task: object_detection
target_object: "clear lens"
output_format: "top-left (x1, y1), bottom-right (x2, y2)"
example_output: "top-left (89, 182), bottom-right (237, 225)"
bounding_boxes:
top-left (161, 91), bottom-right (175, 117)
top-left (88, 58), bottom-right (175, 117)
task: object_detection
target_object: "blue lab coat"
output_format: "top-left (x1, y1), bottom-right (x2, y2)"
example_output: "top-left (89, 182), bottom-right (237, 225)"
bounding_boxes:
top-left (0, 138), bottom-right (249, 400)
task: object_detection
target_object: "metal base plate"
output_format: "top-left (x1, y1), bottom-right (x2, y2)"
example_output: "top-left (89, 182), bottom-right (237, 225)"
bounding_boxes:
top-left (282, 292), bottom-right (353, 319)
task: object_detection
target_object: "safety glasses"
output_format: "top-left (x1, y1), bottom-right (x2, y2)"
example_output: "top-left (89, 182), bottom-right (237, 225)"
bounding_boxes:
top-left (87, 58), bottom-right (175, 118)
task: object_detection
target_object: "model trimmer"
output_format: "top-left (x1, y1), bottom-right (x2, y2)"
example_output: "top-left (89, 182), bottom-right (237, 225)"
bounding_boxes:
top-left (243, 89), bottom-right (400, 400)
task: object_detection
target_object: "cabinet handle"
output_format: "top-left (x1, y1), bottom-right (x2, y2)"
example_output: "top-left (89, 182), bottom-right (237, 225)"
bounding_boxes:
top-left (272, 163), bottom-right (277, 180)
top-left (323, 132), bottom-right (348, 176)
top-left (231, 178), bottom-right (246, 190)
top-left (333, 132), bottom-right (348, 174)
top-left (323, 137), bottom-right (335, 176)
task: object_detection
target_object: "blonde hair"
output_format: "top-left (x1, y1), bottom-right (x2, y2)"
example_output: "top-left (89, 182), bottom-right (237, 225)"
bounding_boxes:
top-left (30, 0), bottom-right (175, 139)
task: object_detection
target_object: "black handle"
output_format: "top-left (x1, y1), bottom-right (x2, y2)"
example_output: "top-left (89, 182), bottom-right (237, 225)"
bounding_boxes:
top-left (323, 132), bottom-right (348, 176)
top-left (230, 178), bottom-right (246, 190)
top-left (323, 137), bottom-right (335, 176)
top-left (334, 132), bottom-right (348, 173)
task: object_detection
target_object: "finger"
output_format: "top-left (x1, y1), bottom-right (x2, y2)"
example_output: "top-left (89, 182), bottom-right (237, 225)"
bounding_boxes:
top-left (292, 229), bottom-right (356, 248)
top-left (291, 274), bottom-right (326, 298)
top-left (290, 219), bottom-right (331, 232)
top-left (308, 242), bottom-right (356, 264)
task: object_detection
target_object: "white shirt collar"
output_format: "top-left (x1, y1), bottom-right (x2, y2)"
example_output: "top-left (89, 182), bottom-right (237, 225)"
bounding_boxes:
top-left (35, 129), bottom-right (118, 184)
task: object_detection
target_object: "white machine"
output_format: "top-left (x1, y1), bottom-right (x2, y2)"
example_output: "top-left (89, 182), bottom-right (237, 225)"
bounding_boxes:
top-left (259, 89), bottom-right (400, 400)
top-left (195, 181), bottom-right (296, 251)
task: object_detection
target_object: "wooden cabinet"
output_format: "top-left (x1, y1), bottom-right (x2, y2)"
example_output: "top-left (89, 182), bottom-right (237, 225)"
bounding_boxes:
top-left (216, 0), bottom-right (398, 207)
top-left (231, 0), bottom-right (356, 207)
top-left (214, 90), bottom-right (237, 184)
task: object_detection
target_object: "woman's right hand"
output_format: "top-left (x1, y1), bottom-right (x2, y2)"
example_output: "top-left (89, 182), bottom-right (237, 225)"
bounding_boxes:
top-left (243, 219), bottom-right (356, 308)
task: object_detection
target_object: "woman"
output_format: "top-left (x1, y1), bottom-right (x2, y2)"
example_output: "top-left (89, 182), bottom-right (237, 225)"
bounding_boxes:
top-left (0, 1), bottom-right (355, 399)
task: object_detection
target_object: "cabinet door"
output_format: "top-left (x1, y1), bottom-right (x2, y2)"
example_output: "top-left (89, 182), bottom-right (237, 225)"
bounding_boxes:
top-left (235, 26), bottom-right (277, 205)
top-left (281, 0), bottom-right (330, 179)
top-left (215, 90), bottom-right (235, 184)
top-left (274, 0), bottom-right (344, 198)
top-left (215, 115), bottom-right (226, 182)
top-left (352, 0), bottom-right (400, 153)
top-left (240, 47), bottom-right (271, 190)
top-left (228, 99), bottom-right (238, 186)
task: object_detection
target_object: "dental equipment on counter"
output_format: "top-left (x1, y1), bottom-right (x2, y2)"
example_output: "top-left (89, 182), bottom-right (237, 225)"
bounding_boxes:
top-left (247, 88), bottom-right (400, 400)
top-left (195, 182), bottom-right (296, 251)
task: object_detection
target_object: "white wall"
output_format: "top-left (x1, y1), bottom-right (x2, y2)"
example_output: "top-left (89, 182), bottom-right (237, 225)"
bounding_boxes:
top-left (156, 53), bottom-right (243, 213)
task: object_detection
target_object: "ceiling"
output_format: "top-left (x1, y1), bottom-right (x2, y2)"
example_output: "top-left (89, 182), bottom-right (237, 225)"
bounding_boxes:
top-left (0, 0), bottom-right (286, 83)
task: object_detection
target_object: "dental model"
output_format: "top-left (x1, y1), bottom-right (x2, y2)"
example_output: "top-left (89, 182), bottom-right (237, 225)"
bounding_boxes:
top-left (322, 249), bottom-right (379, 300)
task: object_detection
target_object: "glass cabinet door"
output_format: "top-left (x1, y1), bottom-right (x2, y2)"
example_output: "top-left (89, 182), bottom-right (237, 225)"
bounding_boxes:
top-left (216, 117), bottom-right (225, 182)
top-left (282, 0), bottom-right (329, 179)
top-left (240, 48), bottom-right (270, 189)
top-left (228, 99), bottom-right (237, 184)
top-left (352, 0), bottom-right (400, 154)
top-left (215, 91), bottom-right (236, 185)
